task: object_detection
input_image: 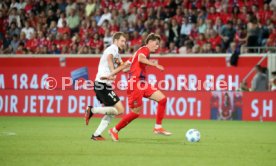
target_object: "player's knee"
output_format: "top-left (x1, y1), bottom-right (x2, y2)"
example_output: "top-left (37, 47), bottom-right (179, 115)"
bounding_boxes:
top-left (159, 97), bottom-right (167, 105)
top-left (131, 109), bottom-right (140, 114)
top-left (117, 107), bottom-right (124, 115)
top-left (131, 107), bottom-right (142, 114)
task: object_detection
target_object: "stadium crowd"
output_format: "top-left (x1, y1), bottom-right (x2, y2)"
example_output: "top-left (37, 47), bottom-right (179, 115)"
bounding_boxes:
top-left (0, 0), bottom-right (276, 55)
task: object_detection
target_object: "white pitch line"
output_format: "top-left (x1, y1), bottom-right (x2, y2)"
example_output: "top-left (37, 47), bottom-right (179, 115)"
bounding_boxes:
top-left (0, 131), bottom-right (17, 136)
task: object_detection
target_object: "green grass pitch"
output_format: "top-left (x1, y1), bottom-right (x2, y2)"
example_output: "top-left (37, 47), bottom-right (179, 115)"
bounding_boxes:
top-left (1, 117), bottom-right (276, 166)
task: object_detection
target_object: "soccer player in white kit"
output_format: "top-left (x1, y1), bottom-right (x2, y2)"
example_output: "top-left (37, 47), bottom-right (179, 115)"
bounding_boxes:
top-left (85, 32), bottom-right (130, 141)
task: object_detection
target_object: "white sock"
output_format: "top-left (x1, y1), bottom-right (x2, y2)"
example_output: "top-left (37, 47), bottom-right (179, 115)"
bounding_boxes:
top-left (92, 107), bottom-right (118, 115)
top-left (112, 127), bottom-right (118, 133)
top-left (93, 115), bottom-right (114, 136)
top-left (155, 124), bottom-right (162, 129)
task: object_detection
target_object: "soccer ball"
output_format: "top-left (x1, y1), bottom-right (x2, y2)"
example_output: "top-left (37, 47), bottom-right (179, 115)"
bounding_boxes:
top-left (185, 129), bottom-right (200, 143)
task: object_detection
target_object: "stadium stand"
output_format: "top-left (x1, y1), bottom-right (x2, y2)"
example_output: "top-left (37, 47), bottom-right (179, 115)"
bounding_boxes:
top-left (0, 0), bottom-right (275, 55)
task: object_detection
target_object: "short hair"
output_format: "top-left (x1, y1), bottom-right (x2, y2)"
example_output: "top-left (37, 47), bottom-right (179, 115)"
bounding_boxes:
top-left (255, 65), bottom-right (262, 72)
top-left (145, 33), bottom-right (161, 44)
top-left (112, 32), bottom-right (127, 42)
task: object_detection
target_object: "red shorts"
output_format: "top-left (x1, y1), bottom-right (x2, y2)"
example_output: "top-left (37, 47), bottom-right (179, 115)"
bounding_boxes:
top-left (127, 81), bottom-right (157, 108)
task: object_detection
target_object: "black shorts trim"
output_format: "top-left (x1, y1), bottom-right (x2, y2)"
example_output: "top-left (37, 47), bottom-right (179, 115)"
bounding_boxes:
top-left (94, 81), bottom-right (120, 106)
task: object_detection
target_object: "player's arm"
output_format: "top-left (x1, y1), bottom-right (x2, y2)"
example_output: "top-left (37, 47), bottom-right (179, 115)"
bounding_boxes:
top-left (107, 54), bottom-right (115, 72)
top-left (112, 60), bottom-right (131, 75)
top-left (102, 57), bottom-right (131, 80)
top-left (120, 59), bottom-right (130, 72)
top-left (138, 53), bottom-right (164, 71)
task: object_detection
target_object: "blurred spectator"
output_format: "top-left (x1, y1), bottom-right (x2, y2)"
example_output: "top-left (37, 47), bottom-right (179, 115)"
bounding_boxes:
top-left (209, 29), bottom-right (222, 50)
top-left (47, 0), bottom-right (59, 13)
top-left (220, 20), bottom-right (236, 51)
top-left (89, 33), bottom-right (103, 53)
top-left (21, 21), bottom-right (35, 39)
top-left (207, 6), bottom-right (220, 23)
top-left (85, 0), bottom-right (96, 17)
top-left (192, 44), bottom-right (201, 53)
top-left (8, 8), bottom-right (21, 27)
top-left (10, 0), bottom-right (20, 10)
top-left (57, 12), bottom-right (66, 28)
top-left (48, 21), bottom-right (58, 36)
top-left (70, 42), bottom-right (78, 54)
top-left (58, 20), bottom-right (71, 35)
top-left (235, 26), bottom-right (247, 47)
top-left (97, 8), bottom-right (111, 26)
top-left (9, 34), bottom-right (20, 53)
top-left (266, 27), bottom-right (276, 47)
top-left (103, 29), bottom-right (113, 48)
top-left (157, 40), bottom-right (169, 54)
top-left (244, 14), bottom-right (261, 52)
top-left (180, 17), bottom-right (192, 42)
top-left (129, 30), bottom-right (142, 52)
top-left (196, 33), bottom-right (207, 47)
top-left (25, 32), bottom-right (38, 52)
top-left (183, 39), bottom-right (194, 54)
top-left (220, 6), bottom-right (232, 24)
top-left (66, 8), bottom-right (80, 33)
top-left (78, 45), bottom-right (90, 54)
top-left (49, 44), bottom-right (61, 54)
top-left (227, 42), bottom-right (240, 54)
top-left (168, 42), bottom-right (179, 54)
top-left (8, 22), bottom-right (20, 37)
top-left (173, 8), bottom-right (183, 25)
top-left (197, 18), bottom-right (207, 33)
top-left (214, 45), bottom-right (222, 53)
top-left (15, 42), bottom-right (25, 54)
top-left (189, 23), bottom-right (199, 40)
top-left (251, 65), bottom-right (268, 91)
top-left (213, 17), bottom-right (223, 33)
top-left (171, 19), bottom-right (180, 46)
top-left (17, 0), bottom-right (26, 10)
top-left (47, 9), bottom-right (58, 27)
top-left (60, 32), bottom-right (72, 49)
top-left (66, 0), bottom-right (77, 16)
top-left (202, 42), bottom-right (213, 53)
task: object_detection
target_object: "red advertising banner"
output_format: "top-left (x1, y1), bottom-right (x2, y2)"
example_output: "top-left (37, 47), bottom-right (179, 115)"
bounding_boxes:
top-left (0, 56), bottom-right (273, 121)
top-left (0, 90), bottom-right (275, 121)
top-left (243, 93), bottom-right (276, 121)
top-left (0, 90), bottom-right (210, 120)
top-left (0, 66), bottom-right (254, 91)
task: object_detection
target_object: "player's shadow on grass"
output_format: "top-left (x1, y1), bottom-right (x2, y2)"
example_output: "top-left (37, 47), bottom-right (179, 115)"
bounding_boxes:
top-left (120, 138), bottom-right (183, 145)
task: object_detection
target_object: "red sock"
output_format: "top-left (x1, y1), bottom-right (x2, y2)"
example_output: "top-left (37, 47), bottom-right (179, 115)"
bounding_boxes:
top-left (156, 97), bottom-right (167, 125)
top-left (115, 111), bottom-right (139, 132)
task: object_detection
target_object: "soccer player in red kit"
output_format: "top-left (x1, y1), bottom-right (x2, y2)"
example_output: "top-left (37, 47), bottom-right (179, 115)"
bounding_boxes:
top-left (103, 33), bottom-right (172, 141)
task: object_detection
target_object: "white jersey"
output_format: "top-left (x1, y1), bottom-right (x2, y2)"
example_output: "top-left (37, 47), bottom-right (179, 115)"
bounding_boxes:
top-left (95, 44), bottom-right (121, 84)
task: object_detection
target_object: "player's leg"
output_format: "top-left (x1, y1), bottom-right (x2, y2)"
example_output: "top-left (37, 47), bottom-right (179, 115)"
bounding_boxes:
top-left (109, 106), bottom-right (141, 141)
top-left (92, 115), bottom-right (113, 140)
top-left (114, 106), bottom-right (141, 132)
top-left (87, 83), bottom-right (123, 140)
top-left (85, 85), bottom-right (120, 126)
top-left (148, 90), bottom-right (172, 136)
top-left (85, 105), bottom-right (118, 126)
top-left (92, 100), bottom-right (125, 140)
top-left (108, 91), bottom-right (142, 141)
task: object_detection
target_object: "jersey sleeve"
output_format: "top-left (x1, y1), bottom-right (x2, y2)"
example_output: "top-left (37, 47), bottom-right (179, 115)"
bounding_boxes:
top-left (139, 47), bottom-right (150, 58)
top-left (104, 47), bottom-right (116, 57)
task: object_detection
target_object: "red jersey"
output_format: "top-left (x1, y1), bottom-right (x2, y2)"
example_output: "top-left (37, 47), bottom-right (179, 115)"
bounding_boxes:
top-left (129, 46), bottom-right (150, 81)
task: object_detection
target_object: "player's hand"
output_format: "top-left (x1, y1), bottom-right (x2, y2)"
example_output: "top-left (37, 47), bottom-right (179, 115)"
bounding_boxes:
top-left (100, 75), bottom-right (115, 80)
top-left (156, 64), bottom-right (164, 71)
